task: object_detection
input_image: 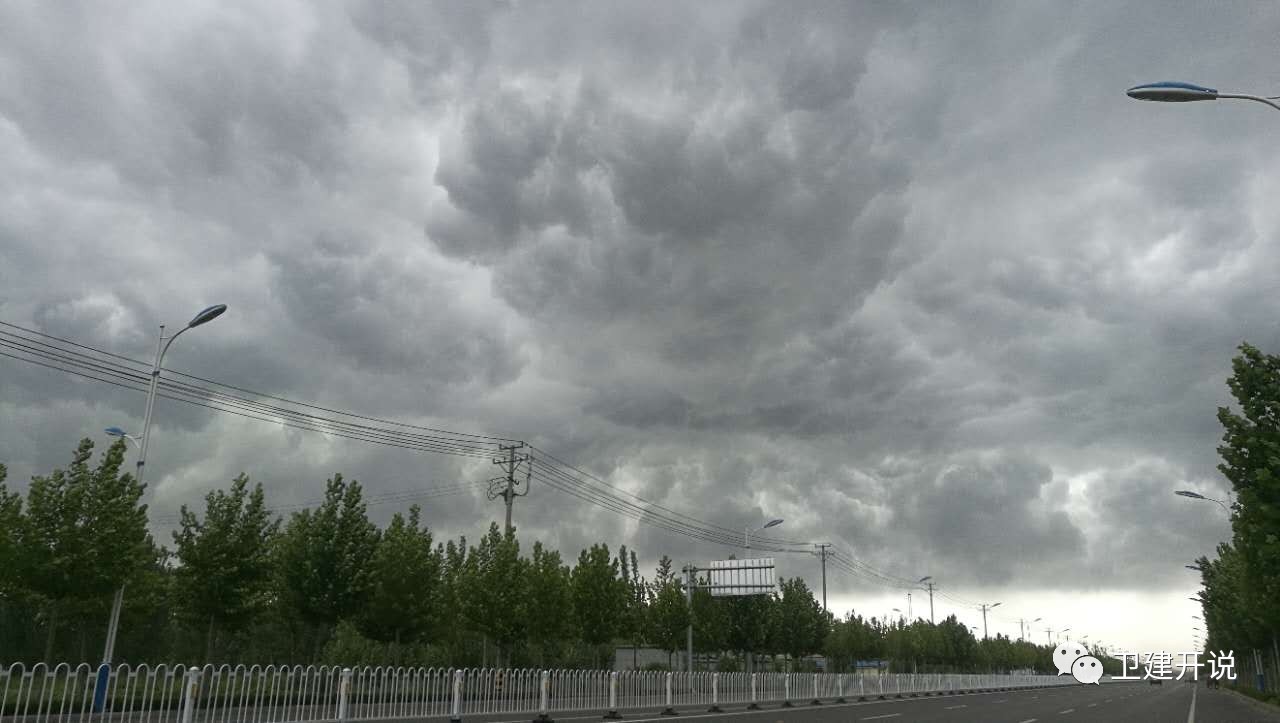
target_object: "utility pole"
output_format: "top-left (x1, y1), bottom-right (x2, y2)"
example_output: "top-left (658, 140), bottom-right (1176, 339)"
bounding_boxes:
top-left (489, 443), bottom-right (529, 534)
top-left (978, 602), bottom-right (1001, 639)
top-left (813, 544), bottom-right (831, 612)
top-left (1045, 627), bottom-right (1054, 645)
top-left (684, 564), bottom-right (695, 672)
top-left (919, 577), bottom-right (935, 624)
top-left (908, 592), bottom-right (913, 620)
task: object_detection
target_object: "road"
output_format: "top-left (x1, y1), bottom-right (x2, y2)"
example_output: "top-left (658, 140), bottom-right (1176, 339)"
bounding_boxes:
top-left (422, 681), bottom-right (1280, 723)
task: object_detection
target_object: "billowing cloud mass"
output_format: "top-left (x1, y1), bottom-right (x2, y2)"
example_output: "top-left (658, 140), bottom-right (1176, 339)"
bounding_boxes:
top-left (3, 1), bottom-right (1277, 652)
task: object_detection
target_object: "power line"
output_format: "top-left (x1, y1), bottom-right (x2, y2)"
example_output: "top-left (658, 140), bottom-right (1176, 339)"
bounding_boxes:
top-left (152, 479), bottom-right (489, 524)
top-left (4, 319), bottom-right (1053, 619)
top-left (0, 320), bottom-right (517, 444)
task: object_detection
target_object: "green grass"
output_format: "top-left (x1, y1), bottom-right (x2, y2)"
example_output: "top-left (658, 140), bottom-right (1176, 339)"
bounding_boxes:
top-left (1226, 682), bottom-right (1280, 708)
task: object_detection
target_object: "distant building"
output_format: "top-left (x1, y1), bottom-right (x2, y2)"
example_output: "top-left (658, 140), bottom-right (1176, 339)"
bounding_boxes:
top-left (613, 646), bottom-right (677, 670)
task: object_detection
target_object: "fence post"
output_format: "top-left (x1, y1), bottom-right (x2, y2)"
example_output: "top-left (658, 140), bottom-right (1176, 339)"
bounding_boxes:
top-left (858, 673), bottom-right (866, 702)
top-left (747, 672), bottom-right (759, 710)
top-left (659, 671), bottom-right (677, 716)
top-left (449, 669), bottom-right (463, 723)
top-left (337, 668), bottom-right (352, 722)
top-left (181, 667), bottom-right (201, 723)
top-left (809, 672), bottom-right (821, 705)
top-left (836, 673), bottom-right (845, 703)
top-left (707, 672), bottom-right (721, 713)
top-left (530, 669), bottom-right (554, 723)
top-left (603, 671), bottom-right (621, 720)
top-left (781, 672), bottom-right (792, 707)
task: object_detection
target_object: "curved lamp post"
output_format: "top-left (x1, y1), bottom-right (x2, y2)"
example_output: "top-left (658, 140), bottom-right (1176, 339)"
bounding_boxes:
top-left (93, 301), bottom-right (226, 706)
top-left (1175, 490), bottom-right (1230, 514)
top-left (743, 518), bottom-right (784, 549)
top-left (1127, 81), bottom-right (1280, 113)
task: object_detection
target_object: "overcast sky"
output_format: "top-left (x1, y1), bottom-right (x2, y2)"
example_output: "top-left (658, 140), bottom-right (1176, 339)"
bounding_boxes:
top-left (3, 0), bottom-right (1278, 657)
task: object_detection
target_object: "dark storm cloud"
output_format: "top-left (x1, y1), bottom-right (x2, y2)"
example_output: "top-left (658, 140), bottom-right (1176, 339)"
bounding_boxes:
top-left (894, 453), bottom-right (1084, 587)
top-left (3, 0), bottom-right (1280, 639)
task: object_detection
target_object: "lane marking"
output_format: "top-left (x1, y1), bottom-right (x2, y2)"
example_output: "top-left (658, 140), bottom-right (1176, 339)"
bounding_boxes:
top-left (862, 715), bottom-right (901, 721)
top-left (1105, 699), bottom-right (1112, 703)
top-left (1058, 709), bottom-right (1075, 714)
top-left (996, 699), bottom-right (1008, 703)
top-left (944, 704), bottom-right (966, 709)
top-left (1017, 719), bottom-right (1038, 723)
top-left (1186, 682), bottom-right (1196, 723)
top-left (1087, 703), bottom-right (1097, 707)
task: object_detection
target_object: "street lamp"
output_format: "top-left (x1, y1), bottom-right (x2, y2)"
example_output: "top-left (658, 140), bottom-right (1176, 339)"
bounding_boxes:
top-left (1017, 616), bottom-right (1041, 642)
top-left (743, 518), bottom-right (784, 549)
top-left (1127, 81), bottom-right (1280, 113)
top-left (93, 299), bottom-right (226, 706)
top-left (919, 576), bottom-right (935, 624)
top-left (1060, 627), bottom-right (1072, 642)
top-left (104, 427), bottom-right (142, 447)
top-left (1175, 490), bottom-right (1231, 514)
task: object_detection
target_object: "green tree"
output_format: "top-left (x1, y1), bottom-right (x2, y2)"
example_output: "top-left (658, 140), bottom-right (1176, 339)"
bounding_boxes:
top-left (617, 545), bottom-right (649, 668)
top-left (571, 543), bottom-right (625, 666)
top-left (274, 473), bottom-right (380, 658)
top-left (690, 581), bottom-right (728, 666)
top-left (648, 580), bottom-right (689, 668)
top-left (172, 474), bottom-right (279, 661)
top-left (0, 464), bottom-right (22, 600)
top-left (1216, 343), bottom-right (1280, 649)
top-left (436, 537), bottom-right (469, 665)
top-left (525, 541), bottom-right (574, 666)
top-left (358, 505), bottom-right (440, 657)
top-left (462, 523), bottom-right (525, 666)
top-left (725, 594), bottom-right (775, 670)
top-left (775, 577), bottom-right (824, 663)
top-left (20, 439), bottom-right (152, 661)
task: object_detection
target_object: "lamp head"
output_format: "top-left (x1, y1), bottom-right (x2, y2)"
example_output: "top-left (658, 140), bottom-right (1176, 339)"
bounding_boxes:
top-left (188, 304), bottom-right (228, 328)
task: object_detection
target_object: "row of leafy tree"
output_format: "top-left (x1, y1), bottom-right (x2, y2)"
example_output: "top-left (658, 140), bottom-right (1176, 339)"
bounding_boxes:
top-left (1, 438), bottom-right (1100, 674)
top-left (1194, 344), bottom-right (1280, 690)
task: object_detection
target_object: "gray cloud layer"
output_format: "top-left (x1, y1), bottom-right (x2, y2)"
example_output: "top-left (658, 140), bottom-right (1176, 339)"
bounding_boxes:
top-left (3, 2), bottom-right (1277, 627)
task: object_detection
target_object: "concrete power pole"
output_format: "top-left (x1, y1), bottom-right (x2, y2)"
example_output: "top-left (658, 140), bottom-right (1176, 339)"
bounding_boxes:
top-left (924, 581), bottom-right (935, 624)
top-left (489, 443), bottom-right (529, 534)
top-left (813, 544), bottom-right (831, 612)
top-left (684, 564), bottom-right (695, 672)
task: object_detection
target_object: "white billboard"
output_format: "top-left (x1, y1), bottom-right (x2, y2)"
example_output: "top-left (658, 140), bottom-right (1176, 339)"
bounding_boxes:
top-left (707, 557), bottom-right (776, 597)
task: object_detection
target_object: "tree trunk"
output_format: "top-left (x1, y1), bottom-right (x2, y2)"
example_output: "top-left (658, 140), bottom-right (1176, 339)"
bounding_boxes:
top-left (43, 602), bottom-right (59, 663)
top-left (205, 616), bottom-right (216, 664)
top-left (311, 624), bottom-right (325, 663)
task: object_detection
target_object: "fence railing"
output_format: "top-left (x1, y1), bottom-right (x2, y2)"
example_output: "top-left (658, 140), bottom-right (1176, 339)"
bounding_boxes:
top-left (0, 663), bottom-right (1077, 723)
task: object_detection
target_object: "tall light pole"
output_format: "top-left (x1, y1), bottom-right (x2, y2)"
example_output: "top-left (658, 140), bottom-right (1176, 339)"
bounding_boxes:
top-left (1127, 81), bottom-right (1280, 114)
top-left (1060, 627), bottom-right (1072, 643)
top-left (100, 304), bottom-right (226, 668)
top-left (978, 602), bottom-right (1001, 639)
top-left (1019, 616), bottom-right (1041, 642)
top-left (1175, 489), bottom-right (1230, 514)
top-left (744, 518), bottom-right (784, 549)
top-left (919, 576), bottom-right (935, 624)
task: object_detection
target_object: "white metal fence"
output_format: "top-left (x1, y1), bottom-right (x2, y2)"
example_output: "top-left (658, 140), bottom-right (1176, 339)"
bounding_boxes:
top-left (0, 663), bottom-right (1077, 723)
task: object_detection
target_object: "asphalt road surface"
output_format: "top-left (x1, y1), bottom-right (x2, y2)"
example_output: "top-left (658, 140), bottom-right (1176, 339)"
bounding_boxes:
top-left (424, 681), bottom-right (1280, 723)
